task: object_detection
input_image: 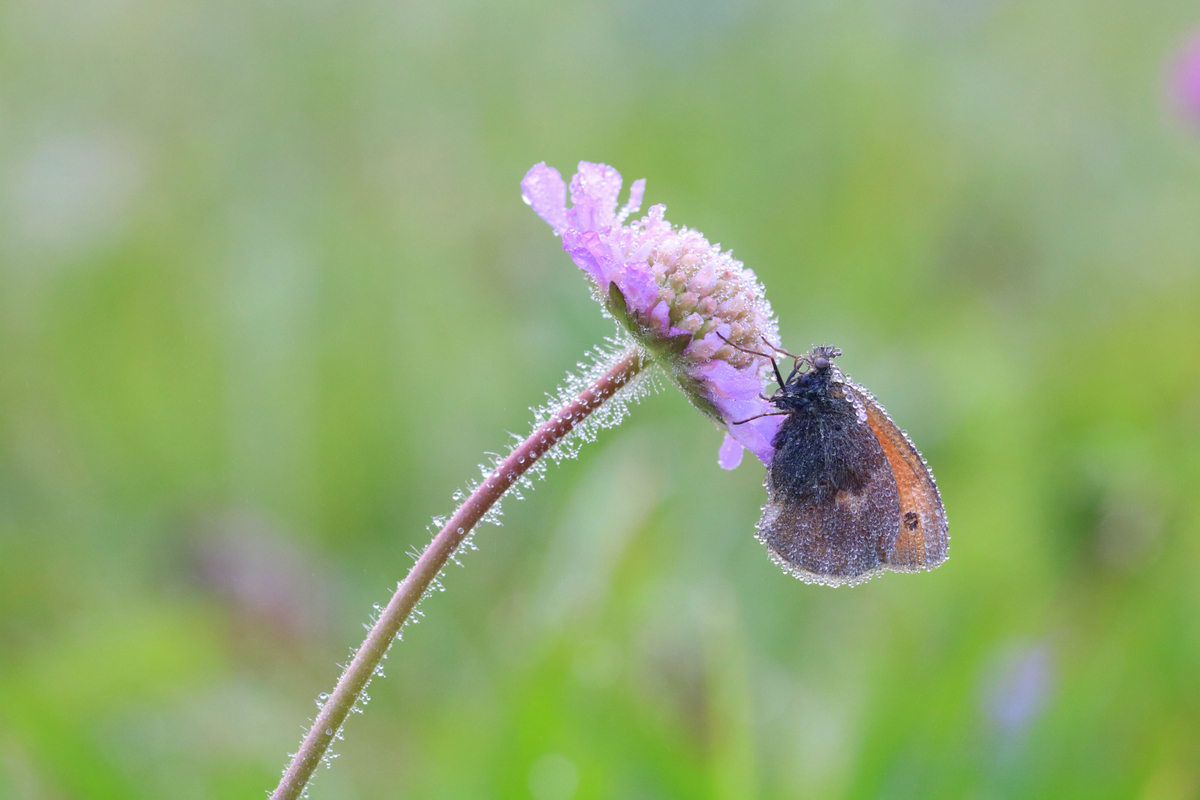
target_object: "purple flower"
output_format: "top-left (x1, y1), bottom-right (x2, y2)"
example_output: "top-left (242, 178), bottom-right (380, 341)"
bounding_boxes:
top-left (523, 161), bottom-right (783, 470)
top-left (1171, 30), bottom-right (1200, 129)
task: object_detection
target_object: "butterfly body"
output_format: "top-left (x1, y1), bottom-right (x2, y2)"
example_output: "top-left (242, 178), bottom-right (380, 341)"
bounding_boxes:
top-left (755, 346), bottom-right (948, 586)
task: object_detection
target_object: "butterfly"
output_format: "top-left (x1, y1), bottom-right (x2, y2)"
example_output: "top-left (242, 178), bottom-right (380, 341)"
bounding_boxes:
top-left (733, 343), bottom-right (948, 586)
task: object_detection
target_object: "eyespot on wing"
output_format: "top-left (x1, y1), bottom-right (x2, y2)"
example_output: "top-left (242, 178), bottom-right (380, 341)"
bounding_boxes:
top-left (853, 382), bottom-right (949, 571)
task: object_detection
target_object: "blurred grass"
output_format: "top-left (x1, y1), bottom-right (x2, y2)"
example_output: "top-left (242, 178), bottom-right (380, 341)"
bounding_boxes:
top-left (2, 0), bottom-right (1200, 797)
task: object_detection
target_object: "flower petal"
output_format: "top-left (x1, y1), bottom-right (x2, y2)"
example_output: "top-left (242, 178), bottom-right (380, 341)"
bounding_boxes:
top-left (567, 162), bottom-right (623, 232)
top-left (718, 433), bottom-right (745, 470)
top-left (697, 359), bottom-right (781, 465)
top-left (521, 163), bottom-right (568, 233)
top-left (562, 228), bottom-right (607, 285)
top-left (649, 300), bottom-right (672, 334)
top-left (616, 178), bottom-right (646, 224)
top-left (616, 261), bottom-right (660, 316)
top-left (730, 412), bottom-right (782, 466)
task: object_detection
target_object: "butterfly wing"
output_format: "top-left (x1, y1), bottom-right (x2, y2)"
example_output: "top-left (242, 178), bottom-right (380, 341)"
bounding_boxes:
top-left (851, 381), bottom-right (949, 572)
top-left (757, 395), bottom-right (902, 587)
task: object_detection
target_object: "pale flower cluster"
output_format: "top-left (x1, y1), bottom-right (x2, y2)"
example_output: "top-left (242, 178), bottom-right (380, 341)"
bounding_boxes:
top-left (522, 161), bottom-right (784, 469)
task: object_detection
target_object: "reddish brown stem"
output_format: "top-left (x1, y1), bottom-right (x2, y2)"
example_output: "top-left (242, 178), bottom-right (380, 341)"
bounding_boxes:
top-left (271, 346), bottom-right (647, 800)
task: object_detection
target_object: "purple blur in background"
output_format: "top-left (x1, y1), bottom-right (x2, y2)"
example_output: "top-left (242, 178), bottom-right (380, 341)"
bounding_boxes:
top-left (1170, 30), bottom-right (1200, 129)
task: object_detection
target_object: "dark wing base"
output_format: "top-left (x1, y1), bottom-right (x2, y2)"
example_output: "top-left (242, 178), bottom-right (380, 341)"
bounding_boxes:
top-left (758, 391), bottom-right (902, 587)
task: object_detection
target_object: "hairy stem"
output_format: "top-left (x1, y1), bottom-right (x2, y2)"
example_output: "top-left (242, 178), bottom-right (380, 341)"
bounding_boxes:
top-left (271, 346), bottom-right (647, 800)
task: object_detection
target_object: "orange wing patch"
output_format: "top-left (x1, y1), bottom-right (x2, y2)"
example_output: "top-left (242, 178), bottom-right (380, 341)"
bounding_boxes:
top-left (854, 384), bottom-right (949, 571)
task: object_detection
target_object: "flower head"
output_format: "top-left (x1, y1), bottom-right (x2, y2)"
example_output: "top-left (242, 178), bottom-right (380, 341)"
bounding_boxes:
top-left (522, 161), bottom-right (783, 470)
top-left (1171, 31), bottom-right (1200, 130)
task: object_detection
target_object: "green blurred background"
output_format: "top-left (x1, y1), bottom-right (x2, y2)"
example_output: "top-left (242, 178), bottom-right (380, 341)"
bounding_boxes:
top-left (3, 0), bottom-right (1200, 797)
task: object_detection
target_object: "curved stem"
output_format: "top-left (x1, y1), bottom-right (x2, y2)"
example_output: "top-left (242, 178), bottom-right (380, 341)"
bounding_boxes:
top-left (271, 346), bottom-right (647, 800)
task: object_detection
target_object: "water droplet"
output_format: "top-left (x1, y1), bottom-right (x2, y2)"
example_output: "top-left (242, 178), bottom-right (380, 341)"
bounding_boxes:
top-left (325, 728), bottom-right (334, 736)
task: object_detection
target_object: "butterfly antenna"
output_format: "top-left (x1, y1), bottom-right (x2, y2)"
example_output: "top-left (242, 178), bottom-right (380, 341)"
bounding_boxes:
top-left (731, 410), bottom-right (791, 425)
top-left (716, 332), bottom-right (786, 390)
top-left (761, 337), bottom-right (801, 361)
